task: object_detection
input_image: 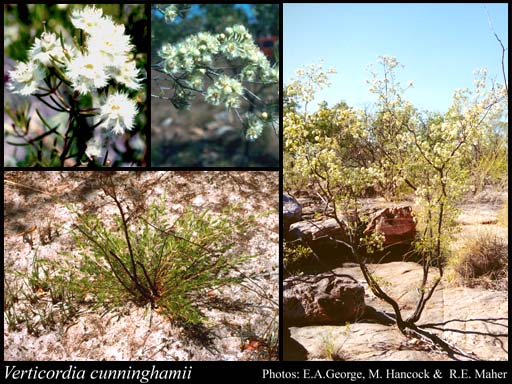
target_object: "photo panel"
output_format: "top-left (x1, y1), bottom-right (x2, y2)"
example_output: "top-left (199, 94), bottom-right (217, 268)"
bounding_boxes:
top-left (282, 3), bottom-right (508, 362)
top-left (4, 171), bottom-right (279, 361)
top-left (150, 4), bottom-right (279, 167)
top-left (4, 4), bottom-right (147, 167)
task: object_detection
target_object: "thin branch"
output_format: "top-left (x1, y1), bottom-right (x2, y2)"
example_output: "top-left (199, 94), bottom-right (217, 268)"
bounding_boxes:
top-left (485, 6), bottom-right (508, 95)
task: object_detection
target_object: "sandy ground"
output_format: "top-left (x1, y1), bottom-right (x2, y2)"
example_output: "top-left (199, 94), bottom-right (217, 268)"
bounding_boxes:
top-left (3, 171), bottom-right (279, 361)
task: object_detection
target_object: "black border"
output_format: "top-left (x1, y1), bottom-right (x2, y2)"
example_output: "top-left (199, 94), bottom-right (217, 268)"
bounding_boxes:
top-left (2, 2), bottom-right (511, 383)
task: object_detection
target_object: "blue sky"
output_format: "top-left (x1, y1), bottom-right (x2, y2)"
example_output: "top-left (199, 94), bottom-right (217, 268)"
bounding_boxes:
top-left (153, 4), bottom-right (253, 20)
top-left (284, 3), bottom-right (508, 113)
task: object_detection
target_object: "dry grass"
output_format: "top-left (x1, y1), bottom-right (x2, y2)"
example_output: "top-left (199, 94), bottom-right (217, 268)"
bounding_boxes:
top-left (452, 230), bottom-right (508, 290)
top-left (497, 199), bottom-right (508, 227)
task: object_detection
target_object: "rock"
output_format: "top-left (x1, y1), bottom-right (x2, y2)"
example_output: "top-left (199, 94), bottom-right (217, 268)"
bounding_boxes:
top-left (287, 207), bottom-right (416, 267)
top-left (283, 328), bottom-right (308, 361)
top-left (212, 125), bottom-right (237, 140)
top-left (288, 218), bottom-right (348, 243)
top-left (287, 218), bottom-right (354, 268)
top-left (288, 324), bottom-right (448, 361)
top-left (315, 262), bottom-right (509, 361)
top-left (160, 117), bottom-right (173, 127)
top-left (283, 273), bottom-right (365, 326)
top-left (293, 190), bottom-right (334, 219)
top-left (364, 206), bottom-right (416, 246)
top-left (283, 194), bottom-right (302, 232)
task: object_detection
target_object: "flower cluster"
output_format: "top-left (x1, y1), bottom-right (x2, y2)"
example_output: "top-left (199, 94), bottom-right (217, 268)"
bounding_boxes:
top-left (97, 91), bottom-right (139, 135)
top-left (205, 75), bottom-right (244, 108)
top-left (7, 60), bottom-right (47, 96)
top-left (245, 114), bottom-right (265, 141)
top-left (153, 4), bottom-right (279, 144)
top-left (158, 21), bottom-right (278, 109)
top-left (159, 24), bottom-right (278, 88)
top-left (161, 4), bottom-right (190, 24)
top-left (7, 6), bottom-right (142, 136)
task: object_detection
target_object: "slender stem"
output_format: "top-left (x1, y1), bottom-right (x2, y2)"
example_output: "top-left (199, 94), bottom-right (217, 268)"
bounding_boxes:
top-left (34, 94), bottom-right (67, 113)
top-left (60, 116), bottom-right (74, 164)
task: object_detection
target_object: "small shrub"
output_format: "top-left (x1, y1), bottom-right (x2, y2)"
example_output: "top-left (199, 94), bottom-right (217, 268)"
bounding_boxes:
top-left (69, 186), bottom-right (252, 326)
top-left (453, 231), bottom-right (508, 289)
top-left (283, 243), bottom-right (314, 277)
top-left (321, 324), bottom-right (350, 361)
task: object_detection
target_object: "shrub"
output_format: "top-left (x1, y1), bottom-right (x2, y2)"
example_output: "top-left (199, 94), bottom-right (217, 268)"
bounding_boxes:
top-left (68, 179), bottom-right (252, 326)
top-left (5, 175), bottom-right (254, 331)
top-left (283, 243), bottom-right (315, 277)
top-left (453, 231), bottom-right (508, 289)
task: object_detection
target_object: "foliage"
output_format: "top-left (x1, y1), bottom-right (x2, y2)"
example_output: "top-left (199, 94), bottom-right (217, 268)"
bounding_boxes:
top-left (4, 176), bottom-right (254, 330)
top-left (151, 4), bottom-right (278, 58)
top-left (283, 243), bottom-right (315, 277)
top-left (4, 251), bottom-right (82, 336)
top-left (4, 5), bottom-right (147, 167)
top-left (321, 324), bottom-right (350, 361)
top-left (151, 4), bottom-right (279, 143)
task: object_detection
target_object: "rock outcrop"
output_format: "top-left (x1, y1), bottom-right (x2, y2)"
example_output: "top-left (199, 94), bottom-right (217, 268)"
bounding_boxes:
top-left (283, 194), bottom-right (302, 233)
top-left (288, 218), bottom-right (348, 243)
top-left (286, 205), bottom-right (417, 267)
top-left (284, 273), bottom-right (365, 326)
top-left (287, 262), bottom-right (508, 361)
top-left (363, 206), bottom-right (416, 246)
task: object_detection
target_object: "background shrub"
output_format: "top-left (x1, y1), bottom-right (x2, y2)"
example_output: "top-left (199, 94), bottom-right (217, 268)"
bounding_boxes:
top-left (453, 230), bottom-right (508, 290)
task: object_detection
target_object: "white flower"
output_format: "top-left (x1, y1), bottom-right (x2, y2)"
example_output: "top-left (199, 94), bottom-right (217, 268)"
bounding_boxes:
top-left (205, 75), bottom-right (243, 108)
top-left (164, 5), bottom-right (178, 23)
top-left (87, 24), bottom-right (133, 65)
top-left (85, 136), bottom-right (103, 158)
top-left (28, 32), bottom-right (68, 67)
top-left (8, 60), bottom-right (46, 96)
top-left (97, 91), bottom-right (138, 135)
top-left (70, 6), bottom-right (110, 34)
top-left (66, 53), bottom-right (109, 95)
top-left (245, 114), bottom-right (264, 141)
top-left (109, 60), bottom-right (142, 90)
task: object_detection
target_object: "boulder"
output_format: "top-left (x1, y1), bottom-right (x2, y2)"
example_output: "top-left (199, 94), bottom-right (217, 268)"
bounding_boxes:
top-left (364, 206), bottom-right (416, 246)
top-left (283, 194), bottom-right (302, 232)
top-left (287, 218), bottom-right (354, 268)
top-left (288, 218), bottom-right (348, 243)
top-left (284, 273), bottom-right (365, 326)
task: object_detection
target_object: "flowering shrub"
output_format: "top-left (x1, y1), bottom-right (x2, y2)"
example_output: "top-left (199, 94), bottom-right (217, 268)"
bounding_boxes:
top-left (285, 56), bottom-right (507, 350)
top-left (4, 5), bottom-right (146, 166)
top-left (152, 4), bottom-right (279, 143)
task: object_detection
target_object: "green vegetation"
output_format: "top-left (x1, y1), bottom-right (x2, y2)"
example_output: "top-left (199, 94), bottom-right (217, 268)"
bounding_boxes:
top-left (283, 243), bottom-right (315, 277)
